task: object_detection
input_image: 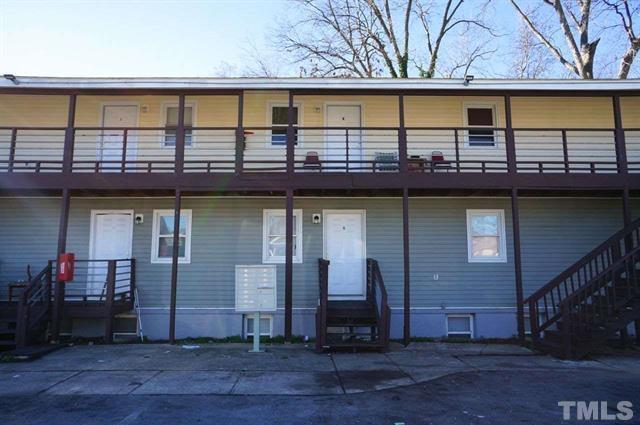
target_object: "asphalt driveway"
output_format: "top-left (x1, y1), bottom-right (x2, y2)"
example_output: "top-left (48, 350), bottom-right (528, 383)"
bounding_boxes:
top-left (0, 342), bottom-right (638, 424)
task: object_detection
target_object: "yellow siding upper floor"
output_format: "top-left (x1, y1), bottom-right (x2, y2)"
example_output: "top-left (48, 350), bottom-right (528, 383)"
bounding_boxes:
top-left (0, 92), bottom-right (636, 129)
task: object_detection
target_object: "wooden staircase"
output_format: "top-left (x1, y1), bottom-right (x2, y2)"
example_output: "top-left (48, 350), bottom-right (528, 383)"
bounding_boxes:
top-left (316, 259), bottom-right (390, 352)
top-left (526, 218), bottom-right (640, 359)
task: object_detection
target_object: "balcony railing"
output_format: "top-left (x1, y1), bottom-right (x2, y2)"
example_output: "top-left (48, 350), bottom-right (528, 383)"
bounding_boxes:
top-left (0, 125), bottom-right (634, 175)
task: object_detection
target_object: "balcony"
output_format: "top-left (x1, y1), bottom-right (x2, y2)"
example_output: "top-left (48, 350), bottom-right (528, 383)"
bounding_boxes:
top-left (0, 125), bottom-right (636, 177)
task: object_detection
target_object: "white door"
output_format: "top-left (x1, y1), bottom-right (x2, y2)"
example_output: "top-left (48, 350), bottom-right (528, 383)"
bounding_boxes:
top-left (326, 105), bottom-right (362, 171)
top-left (88, 211), bottom-right (134, 297)
top-left (100, 105), bottom-right (138, 171)
top-left (324, 211), bottom-right (366, 299)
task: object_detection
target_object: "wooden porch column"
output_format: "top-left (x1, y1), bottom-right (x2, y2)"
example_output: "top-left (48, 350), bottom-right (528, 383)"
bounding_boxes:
top-left (503, 95), bottom-right (517, 175)
top-left (174, 94), bottom-right (186, 174)
top-left (62, 94), bottom-right (77, 174)
top-left (511, 188), bottom-right (525, 342)
top-left (284, 189), bottom-right (294, 341)
top-left (168, 189), bottom-right (182, 343)
top-left (286, 92), bottom-right (295, 176)
top-left (621, 188), bottom-right (638, 345)
top-left (51, 188), bottom-right (71, 342)
top-left (235, 91), bottom-right (244, 175)
top-left (612, 96), bottom-right (628, 174)
top-left (402, 188), bottom-right (411, 345)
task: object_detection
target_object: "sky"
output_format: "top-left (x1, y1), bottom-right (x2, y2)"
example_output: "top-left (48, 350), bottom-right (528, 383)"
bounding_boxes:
top-left (0, 0), bottom-right (630, 79)
top-left (0, 0), bottom-right (291, 77)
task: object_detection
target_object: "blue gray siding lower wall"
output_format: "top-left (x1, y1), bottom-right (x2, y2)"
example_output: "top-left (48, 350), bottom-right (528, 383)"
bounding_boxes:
top-left (0, 196), bottom-right (637, 340)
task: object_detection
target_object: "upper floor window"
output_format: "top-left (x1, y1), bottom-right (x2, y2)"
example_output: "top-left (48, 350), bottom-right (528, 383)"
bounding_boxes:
top-left (270, 105), bottom-right (299, 146)
top-left (466, 209), bottom-right (506, 263)
top-left (464, 104), bottom-right (496, 147)
top-left (164, 105), bottom-right (194, 147)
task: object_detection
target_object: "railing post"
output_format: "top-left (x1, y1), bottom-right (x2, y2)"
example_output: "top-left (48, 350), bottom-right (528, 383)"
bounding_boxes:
top-left (130, 258), bottom-right (136, 305)
top-left (174, 94), bottom-right (186, 175)
top-left (235, 91), bottom-right (244, 175)
top-left (398, 95), bottom-right (408, 174)
top-left (560, 302), bottom-right (572, 359)
top-left (561, 130), bottom-right (569, 173)
top-left (15, 288), bottom-right (29, 348)
top-left (120, 129), bottom-right (128, 173)
top-left (503, 95), bottom-right (517, 175)
top-left (104, 260), bottom-right (116, 344)
top-left (8, 128), bottom-right (17, 172)
top-left (62, 94), bottom-right (77, 174)
top-left (454, 129), bottom-right (460, 172)
top-left (345, 129), bottom-right (350, 172)
top-left (529, 301), bottom-right (539, 348)
top-left (612, 96), bottom-right (628, 174)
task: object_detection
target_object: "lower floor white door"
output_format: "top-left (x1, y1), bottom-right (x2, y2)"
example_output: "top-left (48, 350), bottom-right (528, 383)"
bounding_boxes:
top-left (88, 210), bottom-right (134, 297)
top-left (324, 210), bottom-right (366, 299)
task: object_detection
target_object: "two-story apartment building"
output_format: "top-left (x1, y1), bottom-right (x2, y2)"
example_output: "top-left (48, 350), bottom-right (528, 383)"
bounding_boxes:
top-left (0, 76), bottom-right (638, 358)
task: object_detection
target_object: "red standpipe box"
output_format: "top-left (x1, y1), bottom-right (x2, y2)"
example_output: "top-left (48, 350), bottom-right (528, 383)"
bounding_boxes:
top-left (57, 253), bottom-right (75, 282)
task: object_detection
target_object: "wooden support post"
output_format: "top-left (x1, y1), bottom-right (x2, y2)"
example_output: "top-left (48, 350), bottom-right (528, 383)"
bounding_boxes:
top-left (168, 189), bottom-right (182, 343)
top-left (511, 188), bottom-right (525, 343)
top-left (104, 260), bottom-right (116, 344)
top-left (62, 94), bottom-right (77, 174)
top-left (504, 95), bottom-right (517, 175)
top-left (398, 95), bottom-right (408, 174)
top-left (284, 189), bottom-right (294, 341)
top-left (402, 188), bottom-right (411, 345)
top-left (286, 92), bottom-right (295, 175)
top-left (612, 96), bottom-right (628, 174)
top-left (51, 188), bottom-right (71, 342)
top-left (174, 94), bottom-right (186, 174)
top-left (235, 91), bottom-right (244, 175)
top-left (621, 187), bottom-right (636, 344)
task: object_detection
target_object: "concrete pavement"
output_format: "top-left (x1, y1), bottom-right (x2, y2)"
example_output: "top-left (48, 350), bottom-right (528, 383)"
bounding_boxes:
top-left (0, 342), bottom-right (638, 396)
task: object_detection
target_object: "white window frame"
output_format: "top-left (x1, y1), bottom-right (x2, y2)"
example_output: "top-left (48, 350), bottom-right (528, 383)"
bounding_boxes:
top-left (161, 102), bottom-right (197, 148)
top-left (463, 102), bottom-right (498, 148)
top-left (446, 314), bottom-right (474, 338)
top-left (466, 209), bottom-right (507, 263)
top-left (262, 209), bottom-right (303, 264)
top-left (244, 314), bottom-right (273, 338)
top-left (151, 209), bottom-right (192, 264)
top-left (267, 102), bottom-right (302, 148)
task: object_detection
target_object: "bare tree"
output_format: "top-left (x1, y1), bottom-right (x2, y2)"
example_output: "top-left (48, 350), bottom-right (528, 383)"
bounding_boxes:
top-left (275, 0), bottom-right (385, 77)
top-left (509, 0), bottom-right (601, 79)
top-left (415, 0), bottom-right (497, 78)
top-left (275, 0), bottom-right (498, 78)
top-left (509, 21), bottom-right (556, 78)
top-left (604, 0), bottom-right (640, 78)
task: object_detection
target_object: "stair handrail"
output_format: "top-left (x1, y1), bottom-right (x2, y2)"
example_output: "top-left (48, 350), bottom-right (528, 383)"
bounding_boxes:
top-left (315, 259), bottom-right (330, 351)
top-left (15, 261), bottom-right (53, 348)
top-left (367, 258), bottom-right (390, 347)
top-left (526, 217), bottom-right (640, 343)
top-left (558, 246), bottom-right (640, 358)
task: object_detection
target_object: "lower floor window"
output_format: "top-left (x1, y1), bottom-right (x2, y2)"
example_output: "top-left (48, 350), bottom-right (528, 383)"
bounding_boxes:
top-left (244, 314), bottom-right (273, 338)
top-left (446, 314), bottom-right (474, 338)
top-left (151, 209), bottom-right (192, 264)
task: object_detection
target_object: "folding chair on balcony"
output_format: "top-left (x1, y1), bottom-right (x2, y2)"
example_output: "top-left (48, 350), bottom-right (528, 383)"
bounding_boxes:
top-left (372, 152), bottom-right (399, 172)
top-left (430, 151), bottom-right (452, 172)
top-left (303, 151), bottom-right (322, 171)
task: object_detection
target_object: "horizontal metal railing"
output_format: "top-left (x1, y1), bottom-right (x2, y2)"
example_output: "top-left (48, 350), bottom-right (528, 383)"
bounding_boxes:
top-left (0, 125), bottom-right (634, 175)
